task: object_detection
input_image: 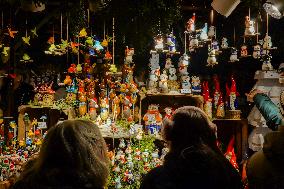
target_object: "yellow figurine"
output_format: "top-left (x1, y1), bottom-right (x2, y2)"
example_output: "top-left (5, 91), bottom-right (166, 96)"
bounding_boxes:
top-left (31, 27), bottom-right (38, 37)
top-left (22, 36), bottom-right (31, 46)
top-left (19, 140), bottom-right (25, 147)
top-left (101, 39), bottom-right (108, 47)
top-left (2, 47), bottom-right (10, 56)
top-left (27, 130), bottom-right (35, 137)
top-left (79, 28), bottom-right (87, 38)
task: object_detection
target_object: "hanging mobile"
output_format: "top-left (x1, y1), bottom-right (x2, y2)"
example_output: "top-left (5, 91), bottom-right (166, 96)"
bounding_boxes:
top-left (229, 27), bottom-right (239, 63)
top-left (20, 18), bottom-right (33, 63)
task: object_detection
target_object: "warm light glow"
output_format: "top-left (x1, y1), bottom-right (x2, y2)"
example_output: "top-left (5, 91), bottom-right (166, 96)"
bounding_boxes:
top-left (263, 2), bottom-right (283, 19)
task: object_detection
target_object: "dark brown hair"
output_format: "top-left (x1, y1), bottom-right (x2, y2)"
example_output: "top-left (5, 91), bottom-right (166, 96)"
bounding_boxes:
top-left (162, 106), bottom-right (219, 154)
top-left (15, 120), bottom-right (109, 189)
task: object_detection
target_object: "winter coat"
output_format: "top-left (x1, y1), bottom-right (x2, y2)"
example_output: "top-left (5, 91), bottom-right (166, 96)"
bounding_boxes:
top-left (247, 93), bottom-right (284, 189)
top-left (140, 145), bottom-right (242, 189)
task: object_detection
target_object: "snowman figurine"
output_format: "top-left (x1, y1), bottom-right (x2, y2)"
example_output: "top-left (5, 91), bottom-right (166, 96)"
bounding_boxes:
top-left (230, 48), bottom-right (239, 62)
top-left (262, 54), bottom-right (273, 71)
top-left (165, 58), bottom-right (173, 70)
top-left (159, 73), bottom-right (169, 93)
top-left (168, 66), bottom-right (177, 81)
top-left (189, 34), bottom-right (199, 52)
top-left (240, 45), bottom-right (248, 57)
top-left (221, 37), bottom-right (229, 49)
top-left (262, 34), bottom-right (273, 50)
top-left (154, 35), bottom-right (164, 51)
top-left (253, 44), bottom-right (261, 59)
top-left (200, 23), bottom-right (208, 41)
top-left (207, 48), bottom-right (218, 67)
top-left (244, 16), bottom-right (255, 36)
top-left (208, 26), bottom-right (216, 38)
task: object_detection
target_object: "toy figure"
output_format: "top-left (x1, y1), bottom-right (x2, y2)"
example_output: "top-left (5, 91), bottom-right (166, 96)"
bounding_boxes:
top-left (168, 66), bottom-right (177, 81)
top-left (154, 35), bottom-right (164, 51)
top-left (79, 102), bottom-right (87, 116)
top-left (119, 138), bottom-right (126, 149)
top-left (212, 40), bottom-right (220, 52)
top-left (89, 98), bottom-right (99, 120)
top-left (202, 81), bottom-right (212, 119)
top-left (253, 44), bottom-right (261, 59)
top-left (216, 93), bottom-right (225, 118)
top-left (189, 34), bottom-right (199, 52)
top-left (166, 32), bottom-right (176, 52)
top-left (227, 76), bottom-right (238, 110)
top-left (178, 63), bottom-right (189, 76)
top-left (165, 58), bottom-right (173, 70)
top-left (191, 76), bottom-right (201, 93)
top-left (230, 48), bottom-right (239, 62)
top-left (181, 75), bottom-right (191, 93)
top-left (123, 96), bottom-right (133, 121)
top-left (143, 104), bottom-right (163, 135)
top-left (76, 64), bottom-right (83, 73)
top-left (94, 40), bottom-right (104, 51)
top-left (148, 70), bottom-right (159, 93)
top-left (149, 53), bottom-right (160, 70)
top-left (207, 49), bottom-right (218, 67)
top-left (262, 54), bottom-right (273, 71)
top-left (262, 34), bottom-right (273, 50)
top-left (221, 37), bottom-right (229, 49)
top-left (208, 26), bottom-right (216, 38)
top-left (100, 97), bottom-right (109, 121)
top-left (186, 13), bottom-right (196, 33)
top-left (125, 46), bottom-right (134, 64)
top-left (164, 107), bottom-right (173, 120)
top-left (68, 64), bottom-right (77, 73)
top-left (244, 16), bottom-right (255, 36)
top-left (200, 23), bottom-right (208, 41)
top-left (240, 45), bottom-right (248, 57)
top-left (179, 53), bottom-right (190, 67)
top-left (159, 73), bottom-right (169, 93)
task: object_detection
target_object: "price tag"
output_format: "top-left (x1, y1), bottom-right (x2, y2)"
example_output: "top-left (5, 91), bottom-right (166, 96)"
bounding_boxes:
top-left (180, 89), bottom-right (191, 94)
top-left (38, 122), bottom-right (47, 129)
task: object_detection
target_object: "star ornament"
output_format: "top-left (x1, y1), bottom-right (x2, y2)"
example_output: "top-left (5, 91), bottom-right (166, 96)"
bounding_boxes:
top-left (31, 27), bottom-right (38, 37)
top-left (5, 27), bottom-right (18, 38)
top-left (22, 36), bottom-right (31, 46)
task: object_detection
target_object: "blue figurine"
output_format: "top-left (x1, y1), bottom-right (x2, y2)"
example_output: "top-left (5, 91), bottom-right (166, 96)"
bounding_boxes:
top-left (94, 40), bottom-right (104, 51)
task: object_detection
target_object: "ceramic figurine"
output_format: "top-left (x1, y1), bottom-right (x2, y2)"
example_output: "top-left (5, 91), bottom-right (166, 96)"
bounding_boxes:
top-left (262, 34), bottom-right (273, 50)
top-left (262, 54), bottom-right (273, 71)
top-left (164, 107), bottom-right (173, 120)
top-left (148, 69), bottom-right (159, 93)
top-left (225, 137), bottom-right (239, 170)
top-left (149, 53), bottom-right (160, 70)
top-left (165, 58), bottom-right (173, 70)
top-left (202, 81), bottom-right (212, 118)
top-left (186, 13), bottom-right (196, 33)
top-left (119, 138), bottom-right (126, 149)
top-left (189, 34), bottom-right (199, 52)
top-left (123, 96), bottom-right (133, 121)
top-left (191, 76), bottom-right (201, 93)
top-left (68, 64), bottom-right (77, 73)
top-left (134, 148), bottom-right (141, 161)
top-left (213, 75), bottom-right (221, 109)
top-left (181, 75), bottom-right (191, 93)
top-left (229, 76), bottom-right (238, 110)
top-left (200, 23), bottom-right (208, 41)
top-left (94, 40), bottom-right (104, 51)
top-left (178, 63), bottom-right (189, 76)
top-left (89, 98), bottom-right (99, 120)
top-left (230, 48), bottom-right (239, 62)
top-left (179, 53), bottom-right (190, 67)
top-left (244, 16), bottom-right (255, 36)
top-left (125, 46), bottom-right (134, 64)
top-left (208, 26), bottom-right (216, 38)
top-left (159, 73), bottom-right (169, 93)
top-left (76, 64), bottom-right (83, 73)
top-left (240, 45), bottom-right (248, 57)
top-left (216, 93), bottom-right (225, 118)
top-left (115, 177), bottom-right (122, 189)
top-left (154, 35), bottom-right (164, 51)
top-left (207, 49), bottom-right (218, 67)
top-left (168, 66), bottom-right (177, 81)
top-left (79, 102), bottom-right (87, 116)
top-left (212, 40), bottom-right (220, 52)
top-left (100, 97), bottom-right (109, 121)
top-left (166, 32), bottom-right (176, 52)
top-left (143, 104), bottom-right (163, 135)
top-left (221, 37), bottom-right (229, 49)
top-left (253, 44), bottom-right (261, 59)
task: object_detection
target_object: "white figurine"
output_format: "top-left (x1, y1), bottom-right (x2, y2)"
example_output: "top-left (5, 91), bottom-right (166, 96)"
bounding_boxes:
top-left (240, 45), bottom-right (248, 57)
top-left (207, 49), bottom-right (218, 66)
top-left (263, 34), bottom-right (272, 50)
top-left (159, 73), bottom-right (169, 93)
top-left (149, 53), bottom-right (160, 70)
top-left (178, 53), bottom-right (190, 67)
top-left (148, 70), bottom-right (159, 90)
top-left (221, 37), bottom-right (229, 49)
top-left (208, 26), bottom-right (216, 38)
top-left (169, 66), bottom-right (177, 81)
top-left (189, 35), bottom-right (199, 52)
top-left (262, 55), bottom-right (273, 71)
top-left (230, 48), bottom-right (239, 62)
top-left (165, 58), bottom-right (173, 70)
top-left (244, 16), bottom-right (255, 36)
top-left (200, 23), bottom-right (208, 41)
top-left (181, 75), bottom-right (192, 92)
top-left (253, 44), bottom-right (261, 59)
top-left (155, 35), bottom-right (164, 51)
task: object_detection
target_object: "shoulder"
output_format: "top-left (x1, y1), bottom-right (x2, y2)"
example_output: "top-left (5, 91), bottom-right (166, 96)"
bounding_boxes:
top-left (140, 166), bottom-right (175, 189)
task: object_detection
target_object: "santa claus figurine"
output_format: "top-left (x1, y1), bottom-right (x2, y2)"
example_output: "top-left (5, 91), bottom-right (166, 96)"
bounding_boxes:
top-left (164, 107), bottom-right (173, 120)
top-left (186, 13), bottom-right (196, 33)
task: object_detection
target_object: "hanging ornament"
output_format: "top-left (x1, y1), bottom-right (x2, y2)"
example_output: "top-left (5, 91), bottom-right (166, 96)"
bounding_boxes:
top-left (5, 27), bottom-right (18, 38)
top-left (79, 28), bottom-right (87, 38)
top-left (22, 19), bottom-right (31, 46)
top-left (240, 44), bottom-right (248, 57)
top-left (20, 53), bottom-right (34, 63)
top-left (189, 34), bottom-right (199, 52)
top-left (154, 34), bottom-right (164, 52)
top-left (229, 47), bottom-right (239, 62)
top-left (186, 13), bottom-right (196, 33)
top-left (166, 31), bottom-right (177, 53)
top-left (244, 16), bottom-right (256, 36)
top-left (252, 44), bottom-right (261, 59)
top-left (2, 47), bottom-right (10, 56)
top-left (207, 46), bottom-right (218, 67)
top-left (208, 25), bottom-right (216, 38)
top-left (261, 54), bottom-right (273, 71)
top-left (199, 23), bottom-right (209, 41)
top-left (221, 37), bottom-right (229, 49)
top-left (30, 27), bottom-right (38, 37)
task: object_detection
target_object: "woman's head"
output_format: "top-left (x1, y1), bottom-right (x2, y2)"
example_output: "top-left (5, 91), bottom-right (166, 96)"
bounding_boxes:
top-left (20, 120), bottom-right (109, 188)
top-left (162, 106), bottom-right (217, 153)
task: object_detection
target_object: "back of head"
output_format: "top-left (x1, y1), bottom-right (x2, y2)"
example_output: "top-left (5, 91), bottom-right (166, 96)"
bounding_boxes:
top-left (17, 120), bottom-right (109, 189)
top-left (163, 106), bottom-right (217, 153)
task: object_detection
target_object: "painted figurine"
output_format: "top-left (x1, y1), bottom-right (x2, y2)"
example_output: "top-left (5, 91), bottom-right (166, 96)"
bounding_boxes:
top-left (164, 107), bottom-right (173, 120)
top-left (186, 13), bottom-right (196, 33)
top-left (143, 104), bottom-right (163, 135)
top-left (208, 26), bottom-right (216, 38)
top-left (200, 23), bottom-right (208, 41)
top-left (244, 16), bottom-right (255, 36)
top-left (221, 37), bottom-right (229, 49)
top-left (216, 93), bottom-right (225, 118)
top-left (202, 81), bottom-right (212, 119)
top-left (189, 34), bottom-right (199, 52)
top-left (191, 76), bottom-right (201, 93)
top-left (240, 45), bottom-right (248, 57)
top-left (159, 73), bottom-right (169, 93)
top-left (181, 75), bottom-right (191, 93)
top-left (207, 49), bottom-right (218, 67)
top-left (167, 32), bottom-right (176, 52)
top-left (253, 44), bottom-right (261, 59)
top-left (154, 35), bottom-right (164, 51)
top-left (230, 48), bottom-right (239, 62)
